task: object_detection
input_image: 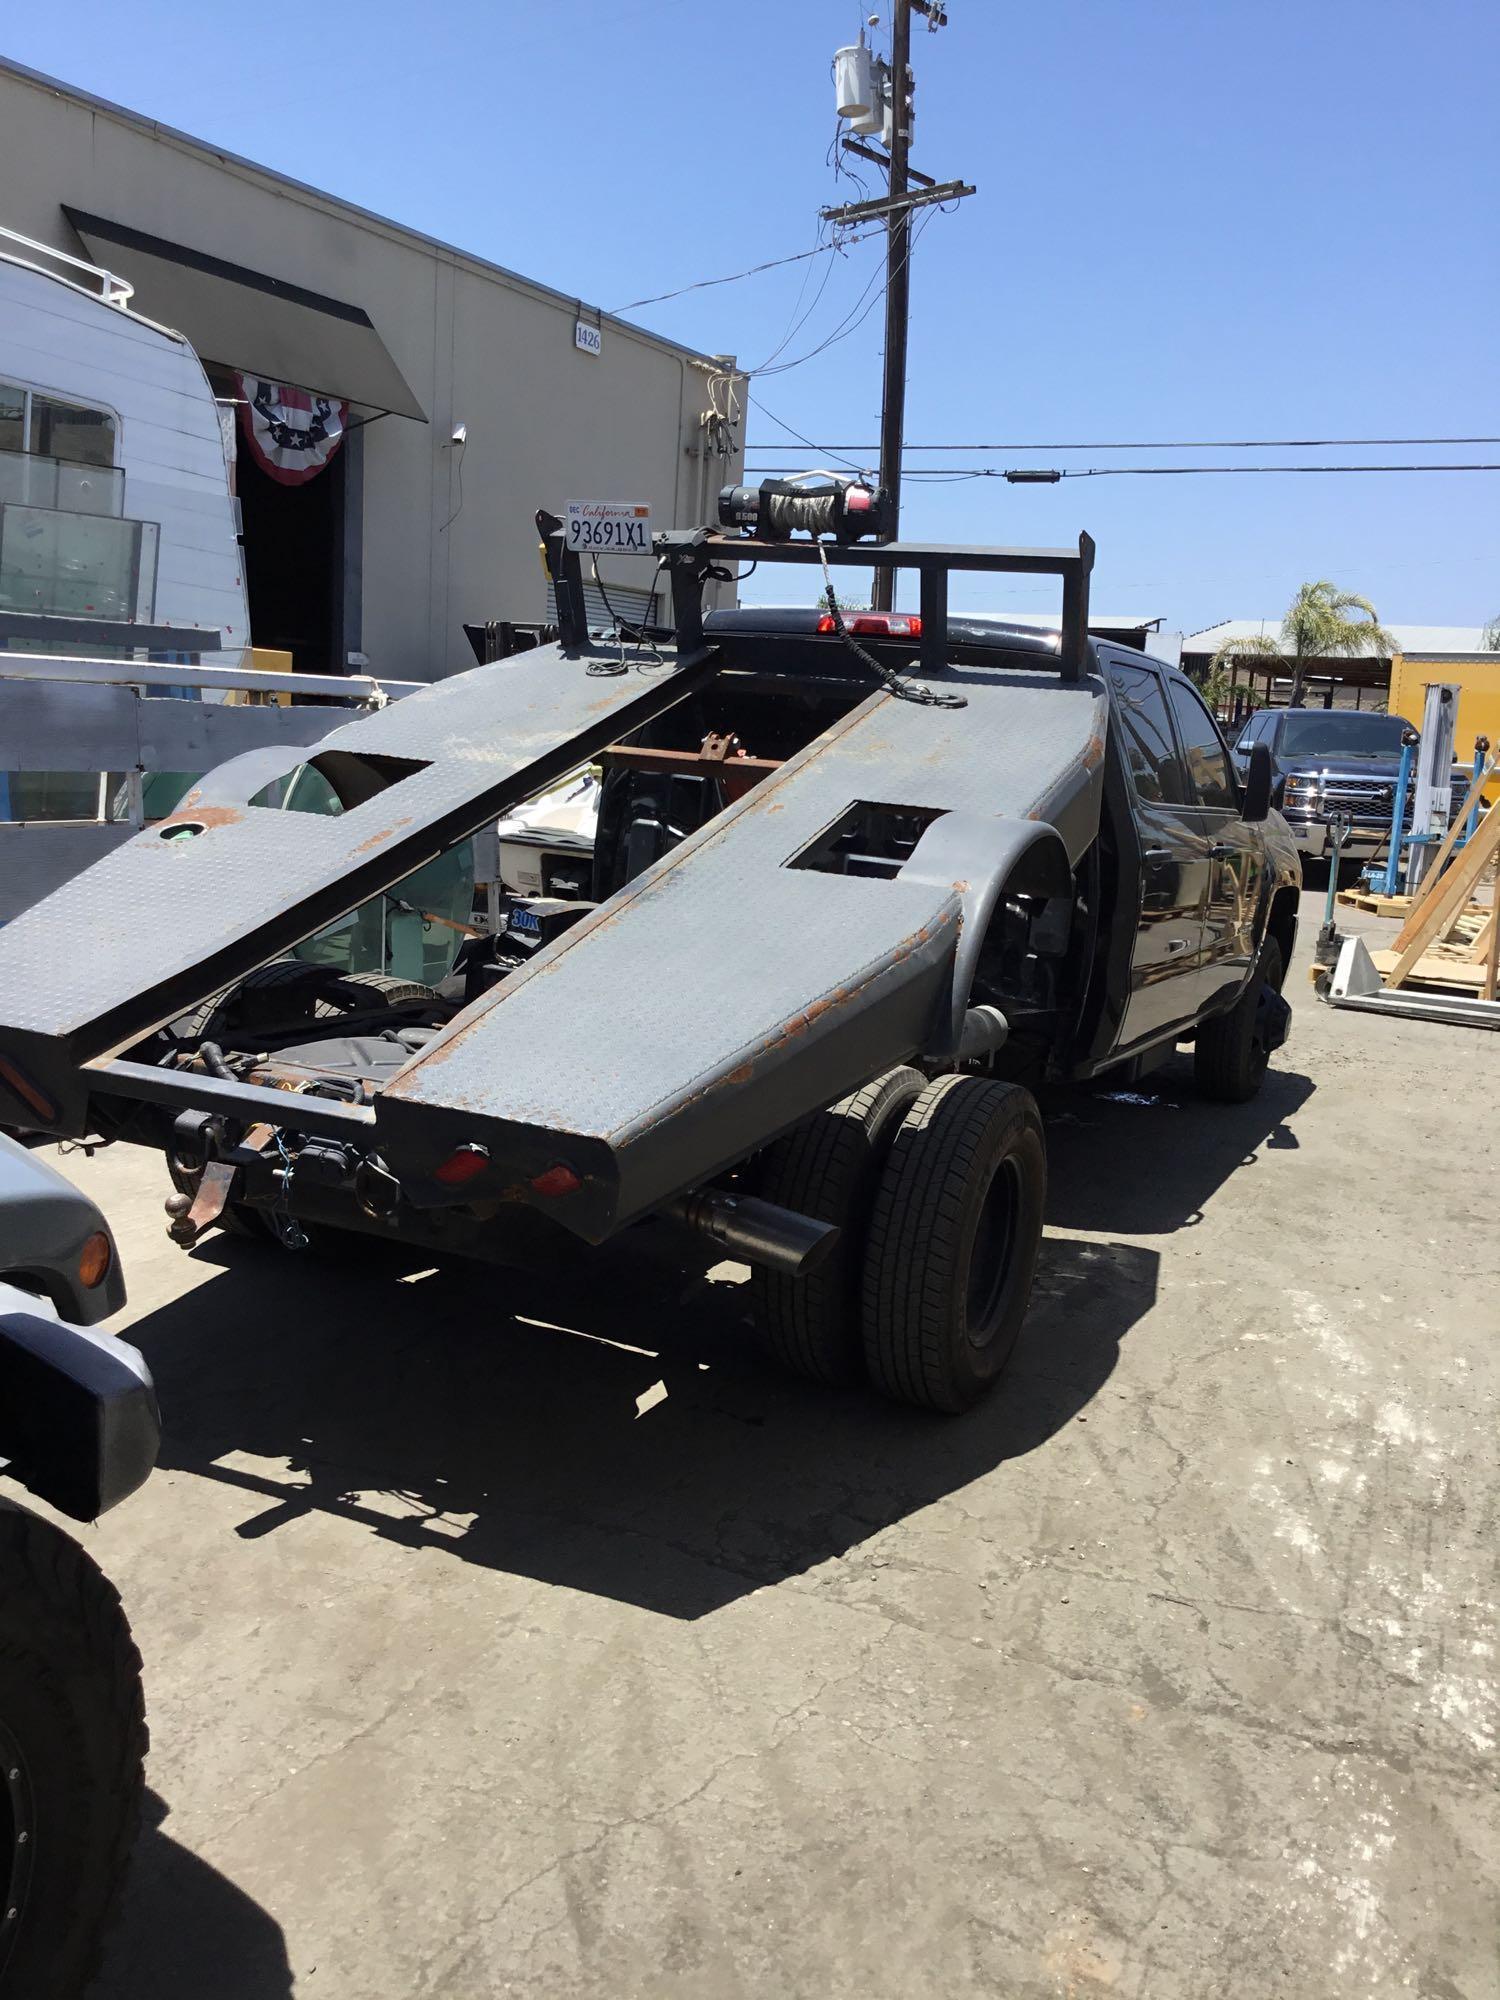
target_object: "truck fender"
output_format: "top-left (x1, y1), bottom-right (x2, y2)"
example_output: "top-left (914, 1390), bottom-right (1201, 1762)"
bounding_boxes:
top-left (171, 744), bottom-right (311, 814)
top-left (898, 811), bottom-right (1074, 1063)
top-left (0, 1311), bottom-right (159, 1521)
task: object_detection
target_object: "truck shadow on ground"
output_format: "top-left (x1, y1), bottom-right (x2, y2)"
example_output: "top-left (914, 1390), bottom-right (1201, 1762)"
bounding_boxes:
top-left (124, 1056), bottom-right (1309, 1621)
top-left (93, 1791), bottom-right (293, 1999)
top-left (1042, 1054), bottom-right (1314, 1235)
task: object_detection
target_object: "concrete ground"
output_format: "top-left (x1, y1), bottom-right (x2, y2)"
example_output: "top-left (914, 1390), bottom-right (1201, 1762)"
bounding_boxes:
top-left (42, 890), bottom-right (1500, 1998)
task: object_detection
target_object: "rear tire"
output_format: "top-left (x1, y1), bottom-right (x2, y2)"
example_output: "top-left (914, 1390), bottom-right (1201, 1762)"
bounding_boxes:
top-left (1194, 935), bottom-right (1284, 1103)
top-left (312, 972), bottom-right (440, 1019)
top-left (0, 1499), bottom-right (146, 2000)
top-left (862, 1075), bottom-right (1047, 1414)
top-left (750, 1067), bottom-right (925, 1386)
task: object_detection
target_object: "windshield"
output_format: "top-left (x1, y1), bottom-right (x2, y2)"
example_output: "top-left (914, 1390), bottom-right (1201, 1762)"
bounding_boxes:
top-left (276, 764), bottom-right (474, 986)
top-left (1278, 713), bottom-right (1407, 758)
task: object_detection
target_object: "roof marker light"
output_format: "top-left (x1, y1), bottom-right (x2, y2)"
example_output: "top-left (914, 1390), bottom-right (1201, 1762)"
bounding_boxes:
top-left (815, 613), bottom-right (923, 637)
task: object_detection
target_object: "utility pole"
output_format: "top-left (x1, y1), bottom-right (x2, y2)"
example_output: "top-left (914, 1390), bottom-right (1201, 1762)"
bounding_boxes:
top-left (825, 5), bottom-right (970, 609)
top-left (872, 0), bottom-right (913, 611)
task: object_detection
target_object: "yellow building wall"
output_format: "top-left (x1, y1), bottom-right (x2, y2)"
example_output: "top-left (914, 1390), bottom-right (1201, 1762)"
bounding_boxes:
top-left (1389, 654), bottom-right (1500, 804)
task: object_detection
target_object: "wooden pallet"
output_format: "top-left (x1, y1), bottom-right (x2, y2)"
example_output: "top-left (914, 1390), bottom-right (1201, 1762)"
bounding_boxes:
top-left (1336, 890), bottom-right (1412, 917)
top-left (1370, 947), bottom-right (1493, 993)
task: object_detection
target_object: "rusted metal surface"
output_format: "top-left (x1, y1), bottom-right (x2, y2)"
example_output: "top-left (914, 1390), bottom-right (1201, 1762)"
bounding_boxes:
top-left (600, 734), bottom-right (782, 805)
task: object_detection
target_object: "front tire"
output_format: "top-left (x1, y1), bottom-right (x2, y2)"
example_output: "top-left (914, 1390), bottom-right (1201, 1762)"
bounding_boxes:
top-left (862, 1076), bottom-right (1047, 1414)
top-left (0, 1499), bottom-right (146, 2000)
top-left (1194, 935), bottom-right (1285, 1103)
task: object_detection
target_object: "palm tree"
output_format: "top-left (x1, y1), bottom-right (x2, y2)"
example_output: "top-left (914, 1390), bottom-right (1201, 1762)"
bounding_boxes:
top-left (1210, 580), bottom-right (1396, 708)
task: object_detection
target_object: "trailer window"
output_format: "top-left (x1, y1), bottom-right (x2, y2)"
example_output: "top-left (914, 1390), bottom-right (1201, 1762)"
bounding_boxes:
top-left (0, 384), bottom-right (22, 456)
top-left (1109, 663), bottom-right (1186, 806)
top-left (30, 395), bottom-right (116, 468)
top-left (0, 381), bottom-right (117, 469)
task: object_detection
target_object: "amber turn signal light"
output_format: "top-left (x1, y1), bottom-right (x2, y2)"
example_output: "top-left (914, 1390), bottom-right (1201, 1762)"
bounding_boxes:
top-left (77, 1230), bottom-right (112, 1289)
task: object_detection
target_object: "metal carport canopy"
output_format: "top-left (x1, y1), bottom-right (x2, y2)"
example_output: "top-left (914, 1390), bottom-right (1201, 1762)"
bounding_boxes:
top-left (63, 208), bottom-right (427, 422)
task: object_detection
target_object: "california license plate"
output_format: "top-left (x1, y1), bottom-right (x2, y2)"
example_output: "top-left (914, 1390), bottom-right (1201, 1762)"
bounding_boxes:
top-left (565, 501), bottom-right (652, 555)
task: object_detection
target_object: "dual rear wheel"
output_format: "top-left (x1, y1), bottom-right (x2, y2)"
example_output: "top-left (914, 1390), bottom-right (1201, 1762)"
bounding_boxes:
top-left (753, 1069), bottom-right (1047, 1414)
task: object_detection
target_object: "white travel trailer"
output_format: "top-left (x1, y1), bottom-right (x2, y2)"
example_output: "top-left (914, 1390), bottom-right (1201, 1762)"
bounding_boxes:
top-left (0, 225), bottom-right (248, 660)
top-left (0, 228), bottom-right (419, 922)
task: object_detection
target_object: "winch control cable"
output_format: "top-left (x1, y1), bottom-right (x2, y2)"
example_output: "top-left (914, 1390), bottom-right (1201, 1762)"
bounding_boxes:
top-left (815, 540), bottom-right (966, 710)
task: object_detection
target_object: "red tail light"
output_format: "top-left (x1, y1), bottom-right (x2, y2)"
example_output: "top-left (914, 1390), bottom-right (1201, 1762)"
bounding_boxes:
top-left (530, 1163), bottom-right (582, 1199)
top-left (815, 613), bottom-right (922, 637)
top-left (434, 1143), bottom-right (490, 1186)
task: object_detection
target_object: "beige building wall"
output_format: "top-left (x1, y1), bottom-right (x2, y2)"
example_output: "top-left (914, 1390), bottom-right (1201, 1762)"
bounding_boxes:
top-left (0, 59), bottom-right (739, 680)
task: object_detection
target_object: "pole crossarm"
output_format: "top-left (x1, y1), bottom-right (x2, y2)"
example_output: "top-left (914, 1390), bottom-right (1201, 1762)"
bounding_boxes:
top-left (820, 180), bottom-right (975, 228)
top-left (839, 138), bottom-right (937, 189)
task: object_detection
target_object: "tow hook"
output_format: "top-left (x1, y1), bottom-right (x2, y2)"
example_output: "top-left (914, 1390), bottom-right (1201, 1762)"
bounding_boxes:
top-left (354, 1154), bottom-right (402, 1220)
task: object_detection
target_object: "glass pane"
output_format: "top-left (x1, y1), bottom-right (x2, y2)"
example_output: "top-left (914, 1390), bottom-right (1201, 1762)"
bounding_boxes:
top-left (272, 762), bottom-right (473, 983)
top-left (1167, 680), bottom-right (1237, 809)
top-left (0, 450), bottom-right (31, 506)
top-left (0, 383), bottom-right (23, 457)
top-left (1111, 664), bottom-right (1186, 806)
top-left (0, 506), bottom-right (143, 621)
top-left (4, 771), bottom-right (103, 821)
top-left (1278, 713), bottom-right (1407, 757)
top-left (54, 458), bottom-right (124, 518)
top-left (29, 396), bottom-right (116, 468)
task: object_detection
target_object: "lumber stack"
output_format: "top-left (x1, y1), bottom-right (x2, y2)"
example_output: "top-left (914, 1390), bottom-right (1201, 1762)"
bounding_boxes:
top-left (1369, 804), bottom-right (1500, 1000)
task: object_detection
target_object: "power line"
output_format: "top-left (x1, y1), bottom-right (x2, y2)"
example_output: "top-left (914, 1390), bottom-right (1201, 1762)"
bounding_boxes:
top-left (744, 434), bottom-right (1500, 453)
top-left (748, 206), bottom-right (938, 380)
top-left (609, 229), bottom-right (882, 313)
top-left (744, 460), bottom-right (1500, 480)
top-left (749, 395), bottom-right (870, 473)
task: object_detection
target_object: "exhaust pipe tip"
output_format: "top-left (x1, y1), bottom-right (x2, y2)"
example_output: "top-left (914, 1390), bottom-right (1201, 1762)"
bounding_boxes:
top-left (663, 1190), bottom-right (840, 1279)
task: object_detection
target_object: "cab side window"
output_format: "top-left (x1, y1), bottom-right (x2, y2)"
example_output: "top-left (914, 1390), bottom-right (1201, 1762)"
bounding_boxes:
top-left (1109, 662), bottom-right (1187, 806)
top-left (1166, 678), bottom-right (1238, 810)
top-left (1234, 711), bottom-right (1268, 752)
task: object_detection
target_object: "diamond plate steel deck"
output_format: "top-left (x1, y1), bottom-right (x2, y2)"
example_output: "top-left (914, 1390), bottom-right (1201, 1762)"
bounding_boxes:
top-left (375, 664), bottom-right (1108, 1237)
top-left (0, 638), bottom-right (718, 1068)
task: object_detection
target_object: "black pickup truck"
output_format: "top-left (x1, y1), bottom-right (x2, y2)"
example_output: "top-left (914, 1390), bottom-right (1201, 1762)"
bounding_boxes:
top-left (0, 513), bottom-right (1300, 1415)
top-left (1229, 706), bottom-right (1465, 864)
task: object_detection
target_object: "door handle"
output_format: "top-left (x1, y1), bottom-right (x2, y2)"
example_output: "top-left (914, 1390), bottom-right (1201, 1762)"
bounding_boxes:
top-left (1165, 938), bottom-right (1190, 954)
top-left (1142, 847), bottom-right (1173, 861)
top-left (1209, 842), bottom-right (1237, 859)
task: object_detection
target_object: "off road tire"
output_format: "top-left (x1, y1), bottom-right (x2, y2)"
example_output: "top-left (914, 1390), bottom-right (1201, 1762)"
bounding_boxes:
top-left (750, 1067), bottom-right (926, 1386)
top-left (862, 1075), bottom-right (1047, 1414)
top-left (0, 1499), bottom-right (146, 2000)
top-left (1194, 936), bottom-right (1285, 1104)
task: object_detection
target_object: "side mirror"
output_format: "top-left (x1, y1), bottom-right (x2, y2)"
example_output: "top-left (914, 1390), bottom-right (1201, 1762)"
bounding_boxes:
top-left (1241, 741), bottom-right (1272, 823)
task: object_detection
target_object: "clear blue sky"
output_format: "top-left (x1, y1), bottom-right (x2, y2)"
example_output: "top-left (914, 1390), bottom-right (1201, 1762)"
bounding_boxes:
top-left (9, 0), bottom-right (1497, 631)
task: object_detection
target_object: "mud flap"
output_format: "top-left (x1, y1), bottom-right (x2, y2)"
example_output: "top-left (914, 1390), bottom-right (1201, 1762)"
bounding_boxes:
top-left (1257, 981), bottom-right (1292, 1053)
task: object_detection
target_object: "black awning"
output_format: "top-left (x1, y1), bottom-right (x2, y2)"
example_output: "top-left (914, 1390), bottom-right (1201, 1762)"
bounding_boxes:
top-left (65, 208), bottom-right (426, 423)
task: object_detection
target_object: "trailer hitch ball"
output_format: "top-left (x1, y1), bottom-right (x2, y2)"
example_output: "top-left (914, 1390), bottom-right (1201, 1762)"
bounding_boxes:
top-left (164, 1190), bottom-right (197, 1247)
